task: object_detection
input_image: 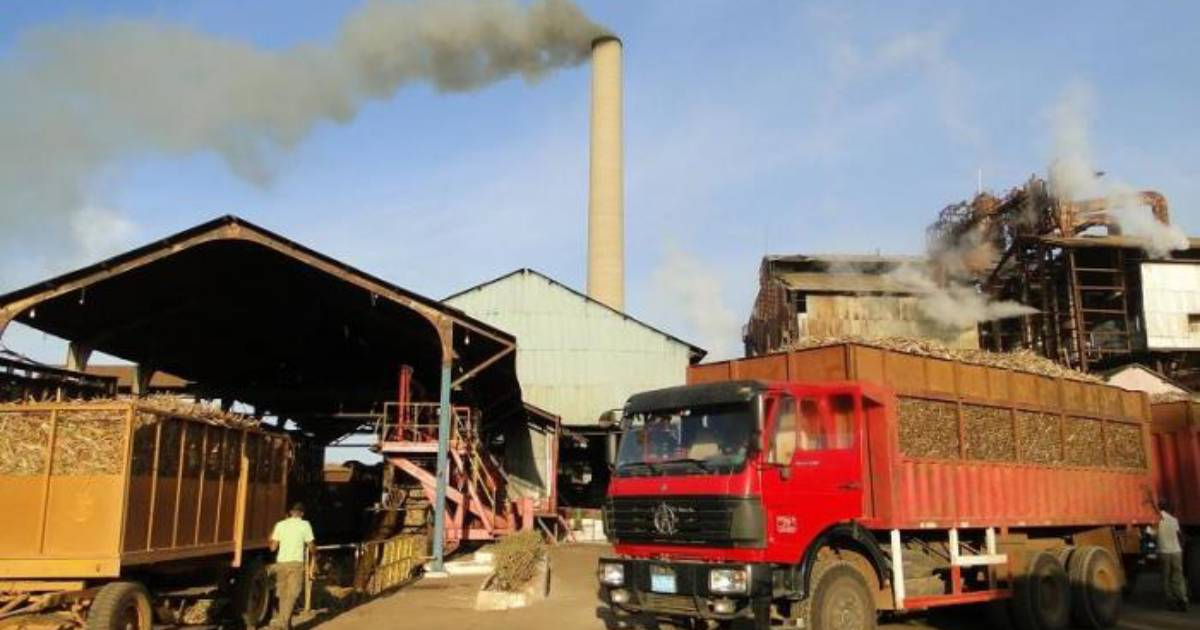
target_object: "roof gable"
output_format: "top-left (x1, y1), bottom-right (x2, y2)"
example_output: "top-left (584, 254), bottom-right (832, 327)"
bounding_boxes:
top-left (446, 268), bottom-right (706, 360)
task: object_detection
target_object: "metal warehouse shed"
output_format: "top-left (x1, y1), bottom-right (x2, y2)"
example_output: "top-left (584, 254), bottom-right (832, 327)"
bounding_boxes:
top-left (445, 269), bottom-right (705, 428)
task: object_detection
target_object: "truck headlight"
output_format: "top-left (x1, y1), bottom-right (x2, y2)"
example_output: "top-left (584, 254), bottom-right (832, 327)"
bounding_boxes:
top-left (709, 568), bottom-right (749, 594)
top-left (599, 562), bottom-right (625, 586)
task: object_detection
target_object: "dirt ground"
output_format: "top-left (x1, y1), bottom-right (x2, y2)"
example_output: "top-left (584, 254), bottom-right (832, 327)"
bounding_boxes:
top-left (311, 544), bottom-right (1200, 630)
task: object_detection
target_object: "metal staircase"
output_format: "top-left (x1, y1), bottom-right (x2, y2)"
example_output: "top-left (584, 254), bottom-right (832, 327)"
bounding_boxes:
top-left (375, 400), bottom-right (532, 553)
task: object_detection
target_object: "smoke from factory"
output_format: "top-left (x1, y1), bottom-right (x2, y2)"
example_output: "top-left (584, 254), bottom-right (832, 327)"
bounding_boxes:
top-left (890, 211), bottom-right (1035, 332)
top-left (0, 0), bottom-right (607, 240)
top-left (1047, 83), bottom-right (1189, 258)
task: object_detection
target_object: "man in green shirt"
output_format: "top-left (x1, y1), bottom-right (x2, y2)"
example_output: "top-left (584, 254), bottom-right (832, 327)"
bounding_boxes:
top-left (269, 503), bottom-right (315, 629)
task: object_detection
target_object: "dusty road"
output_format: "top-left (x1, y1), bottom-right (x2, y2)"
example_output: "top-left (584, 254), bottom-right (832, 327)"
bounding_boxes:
top-left (312, 544), bottom-right (1199, 630)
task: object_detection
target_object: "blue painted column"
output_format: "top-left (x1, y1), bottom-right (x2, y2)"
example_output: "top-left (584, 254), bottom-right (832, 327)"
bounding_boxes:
top-left (430, 359), bottom-right (452, 572)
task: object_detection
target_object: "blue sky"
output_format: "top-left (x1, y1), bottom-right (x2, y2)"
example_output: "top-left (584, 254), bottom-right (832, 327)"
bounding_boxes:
top-left (1, 1), bottom-right (1197, 362)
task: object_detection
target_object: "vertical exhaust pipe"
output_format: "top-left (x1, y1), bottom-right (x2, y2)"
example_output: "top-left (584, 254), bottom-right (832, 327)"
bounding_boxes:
top-left (587, 36), bottom-right (624, 311)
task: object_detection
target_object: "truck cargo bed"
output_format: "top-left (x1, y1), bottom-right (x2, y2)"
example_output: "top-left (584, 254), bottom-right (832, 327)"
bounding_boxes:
top-left (690, 344), bottom-right (1157, 530)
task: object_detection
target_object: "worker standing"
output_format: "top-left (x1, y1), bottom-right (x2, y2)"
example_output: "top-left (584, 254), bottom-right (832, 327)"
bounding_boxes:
top-left (269, 503), bottom-right (315, 629)
top-left (1155, 499), bottom-right (1189, 612)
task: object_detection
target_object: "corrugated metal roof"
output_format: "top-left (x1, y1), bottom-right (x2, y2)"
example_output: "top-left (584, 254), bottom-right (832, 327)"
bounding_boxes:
top-left (445, 270), bottom-right (702, 425)
top-left (765, 253), bottom-right (925, 265)
top-left (1038, 235), bottom-right (1200, 250)
top-left (446, 268), bottom-right (706, 358)
top-left (778, 272), bottom-right (914, 294)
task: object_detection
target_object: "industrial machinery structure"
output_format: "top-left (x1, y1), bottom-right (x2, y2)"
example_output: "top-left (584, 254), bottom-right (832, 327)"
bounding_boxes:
top-left (1150, 397), bottom-right (1200, 598)
top-left (599, 342), bottom-right (1155, 630)
top-left (927, 177), bottom-right (1200, 388)
top-left (0, 400), bottom-right (288, 629)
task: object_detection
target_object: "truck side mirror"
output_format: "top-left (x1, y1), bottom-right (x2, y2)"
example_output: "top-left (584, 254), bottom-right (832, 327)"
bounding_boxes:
top-left (606, 432), bottom-right (619, 466)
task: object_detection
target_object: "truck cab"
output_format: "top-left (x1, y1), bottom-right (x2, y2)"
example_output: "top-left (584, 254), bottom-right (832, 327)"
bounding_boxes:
top-left (599, 379), bottom-right (881, 628)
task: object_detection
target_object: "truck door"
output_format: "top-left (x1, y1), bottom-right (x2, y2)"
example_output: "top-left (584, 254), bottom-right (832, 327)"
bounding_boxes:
top-left (762, 389), bottom-right (864, 559)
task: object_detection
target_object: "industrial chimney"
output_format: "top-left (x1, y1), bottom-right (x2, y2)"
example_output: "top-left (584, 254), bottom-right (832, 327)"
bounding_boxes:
top-left (587, 36), bottom-right (624, 311)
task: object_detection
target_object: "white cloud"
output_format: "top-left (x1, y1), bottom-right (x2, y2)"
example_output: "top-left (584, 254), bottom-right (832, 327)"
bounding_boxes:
top-left (69, 205), bottom-right (139, 263)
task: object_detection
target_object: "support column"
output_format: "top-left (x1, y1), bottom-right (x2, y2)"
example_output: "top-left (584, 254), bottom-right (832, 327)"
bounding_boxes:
top-left (65, 342), bottom-right (92, 372)
top-left (133, 364), bottom-right (156, 397)
top-left (431, 321), bottom-right (454, 573)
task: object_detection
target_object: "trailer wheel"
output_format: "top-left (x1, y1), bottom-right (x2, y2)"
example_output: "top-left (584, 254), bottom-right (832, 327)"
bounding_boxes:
top-left (233, 559), bottom-right (272, 628)
top-left (1010, 552), bottom-right (1070, 630)
top-left (808, 561), bottom-right (876, 630)
top-left (87, 582), bottom-right (153, 630)
top-left (1187, 539), bottom-right (1200, 602)
top-left (1066, 546), bottom-right (1121, 629)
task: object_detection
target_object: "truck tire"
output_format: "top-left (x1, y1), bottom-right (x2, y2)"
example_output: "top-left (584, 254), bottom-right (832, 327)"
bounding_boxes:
top-left (1066, 546), bottom-right (1121, 629)
top-left (233, 558), bottom-right (272, 628)
top-left (1009, 551), bottom-right (1070, 630)
top-left (1187, 539), bottom-right (1200, 602)
top-left (807, 561), bottom-right (876, 630)
top-left (87, 581), bottom-right (153, 630)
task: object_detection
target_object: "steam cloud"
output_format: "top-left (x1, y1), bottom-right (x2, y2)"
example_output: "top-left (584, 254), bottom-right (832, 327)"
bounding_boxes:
top-left (0, 0), bottom-right (607, 237)
top-left (1047, 83), bottom-right (1189, 258)
top-left (888, 263), bottom-right (1036, 332)
top-left (649, 248), bottom-right (741, 360)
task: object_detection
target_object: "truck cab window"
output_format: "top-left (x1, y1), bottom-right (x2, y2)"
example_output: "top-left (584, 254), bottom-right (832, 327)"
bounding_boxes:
top-left (829, 394), bottom-right (855, 449)
top-left (770, 395), bottom-right (797, 464)
top-left (797, 399), bottom-right (824, 451)
top-left (795, 396), bottom-right (855, 452)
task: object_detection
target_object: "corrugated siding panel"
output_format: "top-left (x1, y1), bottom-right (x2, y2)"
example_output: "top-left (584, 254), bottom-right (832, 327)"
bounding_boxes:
top-left (446, 272), bottom-right (693, 425)
top-left (1141, 262), bottom-right (1200, 350)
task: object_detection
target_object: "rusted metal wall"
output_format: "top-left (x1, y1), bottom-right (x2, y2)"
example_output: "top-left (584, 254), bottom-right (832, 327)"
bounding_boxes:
top-left (0, 401), bottom-right (288, 579)
top-left (691, 343), bottom-right (1157, 529)
top-left (1151, 400), bottom-right (1200, 526)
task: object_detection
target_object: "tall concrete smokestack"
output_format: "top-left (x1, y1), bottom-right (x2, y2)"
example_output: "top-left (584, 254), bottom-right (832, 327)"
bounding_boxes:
top-left (587, 36), bottom-right (624, 311)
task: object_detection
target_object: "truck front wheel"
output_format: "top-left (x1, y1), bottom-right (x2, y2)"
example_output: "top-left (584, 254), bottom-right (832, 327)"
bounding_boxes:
top-left (87, 581), bottom-right (153, 630)
top-left (808, 561), bottom-right (876, 630)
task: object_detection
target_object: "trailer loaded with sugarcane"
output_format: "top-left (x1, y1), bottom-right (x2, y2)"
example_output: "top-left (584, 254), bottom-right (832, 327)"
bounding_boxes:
top-left (0, 399), bottom-right (289, 630)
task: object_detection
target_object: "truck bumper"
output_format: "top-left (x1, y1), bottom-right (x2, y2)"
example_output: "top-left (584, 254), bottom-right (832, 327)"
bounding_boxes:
top-left (597, 557), bottom-right (771, 623)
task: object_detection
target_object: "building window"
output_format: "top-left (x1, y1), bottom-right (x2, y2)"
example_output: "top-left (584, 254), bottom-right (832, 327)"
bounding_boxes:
top-left (1190, 313), bottom-right (1200, 335)
top-left (794, 294), bottom-right (807, 314)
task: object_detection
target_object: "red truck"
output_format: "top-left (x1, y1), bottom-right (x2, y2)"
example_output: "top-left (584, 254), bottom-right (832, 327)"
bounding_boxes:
top-left (598, 344), bottom-right (1156, 630)
top-left (1150, 397), bottom-right (1200, 598)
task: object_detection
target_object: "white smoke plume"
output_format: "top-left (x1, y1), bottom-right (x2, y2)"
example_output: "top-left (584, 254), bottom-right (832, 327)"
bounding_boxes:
top-left (649, 248), bottom-right (741, 360)
top-left (0, 0), bottom-right (607, 237)
top-left (1047, 82), bottom-right (1189, 258)
top-left (887, 264), bottom-right (1036, 331)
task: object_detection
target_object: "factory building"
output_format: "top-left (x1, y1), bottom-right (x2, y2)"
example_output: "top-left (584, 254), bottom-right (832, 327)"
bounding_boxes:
top-left (445, 268), bottom-right (704, 506)
top-left (743, 254), bottom-right (979, 357)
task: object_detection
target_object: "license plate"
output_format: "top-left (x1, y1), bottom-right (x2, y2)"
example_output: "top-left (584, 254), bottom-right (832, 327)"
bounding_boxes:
top-left (650, 567), bottom-right (676, 593)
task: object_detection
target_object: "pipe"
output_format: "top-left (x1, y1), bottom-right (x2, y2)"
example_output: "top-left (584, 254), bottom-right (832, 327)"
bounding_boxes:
top-left (587, 36), bottom-right (624, 311)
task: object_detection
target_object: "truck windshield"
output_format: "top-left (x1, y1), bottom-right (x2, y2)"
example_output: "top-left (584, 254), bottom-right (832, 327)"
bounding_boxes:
top-left (615, 403), bottom-right (755, 477)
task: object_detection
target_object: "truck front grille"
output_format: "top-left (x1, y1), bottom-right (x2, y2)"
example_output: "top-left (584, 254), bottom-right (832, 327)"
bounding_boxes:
top-left (603, 496), bottom-right (763, 547)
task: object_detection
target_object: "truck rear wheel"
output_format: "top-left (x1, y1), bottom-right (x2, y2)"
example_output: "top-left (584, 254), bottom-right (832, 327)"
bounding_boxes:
top-left (1010, 552), bottom-right (1070, 630)
top-left (87, 582), bottom-right (153, 630)
top-left (808, 561), bottom-right (876, 630)
top-left (1187, 539), bottom-right (1200, 601)
top-left (1067, 546), bottom-right (1121, 629)
top-left (233, 558), bottom-right (272, 628)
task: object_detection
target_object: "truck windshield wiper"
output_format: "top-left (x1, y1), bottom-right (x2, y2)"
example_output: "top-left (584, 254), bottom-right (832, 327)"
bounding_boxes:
top-left (660, 457), bottom-right (713, 473)
top-left (617, 461), bottom-right (661, 476)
